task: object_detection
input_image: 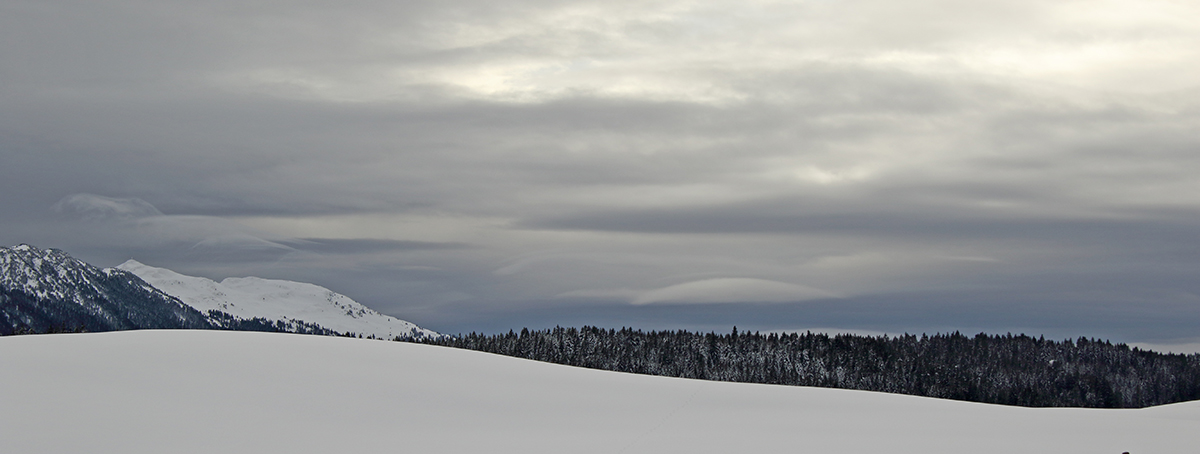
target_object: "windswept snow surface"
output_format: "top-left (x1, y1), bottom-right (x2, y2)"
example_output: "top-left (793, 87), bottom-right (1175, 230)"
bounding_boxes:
top-left (2, 331), bottom-right (1198, 454)
top-left (116, 260), bottom-right (437, 339)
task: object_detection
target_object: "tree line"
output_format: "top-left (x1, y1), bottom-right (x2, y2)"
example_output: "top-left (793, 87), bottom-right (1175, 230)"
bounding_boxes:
top-left (403, 326), bottom-right (1200, 408)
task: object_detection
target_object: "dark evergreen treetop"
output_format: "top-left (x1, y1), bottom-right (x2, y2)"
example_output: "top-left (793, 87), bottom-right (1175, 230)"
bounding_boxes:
top-left (405, 326), bottom-right (1200, 408)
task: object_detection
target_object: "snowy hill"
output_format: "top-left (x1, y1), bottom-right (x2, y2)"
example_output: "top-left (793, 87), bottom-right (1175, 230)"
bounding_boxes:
top-left (117, 260), bottom-right (438, 340)
top-left (0, 245), bottom-right (211, 334)
top-left (1, 330), bottom-right (1197, 454)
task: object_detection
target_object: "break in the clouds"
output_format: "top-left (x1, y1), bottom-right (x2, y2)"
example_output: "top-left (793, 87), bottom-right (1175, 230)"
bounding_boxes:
top-left (3, 0), bottom-right (1200, 345)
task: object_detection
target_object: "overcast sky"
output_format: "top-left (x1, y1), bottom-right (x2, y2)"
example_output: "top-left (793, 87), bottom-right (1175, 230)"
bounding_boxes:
top-left (3, 0), bottom-right (1200, 344)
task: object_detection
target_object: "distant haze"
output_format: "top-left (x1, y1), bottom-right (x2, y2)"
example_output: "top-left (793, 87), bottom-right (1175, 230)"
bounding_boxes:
top-left (3, 0), bottom-right (1200, 345)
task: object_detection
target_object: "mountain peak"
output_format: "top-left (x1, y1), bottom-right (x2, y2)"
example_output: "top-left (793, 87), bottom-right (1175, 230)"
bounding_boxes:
top-left (1, 244), bottom-right (212, 334)
top-left (119, 261), bottom-right (440, 340)
top-left (115, 259), bottom-right (149, 271)
top-left (2, 244), bottom-right (88, 293)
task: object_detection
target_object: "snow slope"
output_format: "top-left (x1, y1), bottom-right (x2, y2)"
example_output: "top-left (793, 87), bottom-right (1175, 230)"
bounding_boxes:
top-left (117, 260), bottom-right (437, 339)
top-left (2, 330), bottom-right (1197, 454)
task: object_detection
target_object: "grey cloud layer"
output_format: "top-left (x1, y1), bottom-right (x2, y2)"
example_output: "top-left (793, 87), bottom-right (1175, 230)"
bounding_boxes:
top-left (3, 0), bottom-right (1200, 343)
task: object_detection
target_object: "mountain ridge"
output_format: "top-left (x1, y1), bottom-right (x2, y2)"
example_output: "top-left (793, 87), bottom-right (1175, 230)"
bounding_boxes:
top-left (118, 259), bottom-right (439, 340)
top-left (0, 244), bottom-right (212, 334)
top-left (1, 244), bottom-right (438, 339)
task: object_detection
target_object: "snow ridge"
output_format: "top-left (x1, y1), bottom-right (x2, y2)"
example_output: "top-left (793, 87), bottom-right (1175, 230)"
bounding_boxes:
top-left (118, 260), bottom-right (439, 340)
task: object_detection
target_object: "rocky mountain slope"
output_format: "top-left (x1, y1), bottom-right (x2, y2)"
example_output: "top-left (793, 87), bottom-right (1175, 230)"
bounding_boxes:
top-left (0, 244), bottom-right (211, 334)
top-left (1, 244), bottom-right (438, 339)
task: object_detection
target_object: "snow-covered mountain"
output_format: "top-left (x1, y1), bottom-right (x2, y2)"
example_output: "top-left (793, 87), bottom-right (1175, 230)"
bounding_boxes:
top-left (117, 260), bottom-right (439, 340)
top-left (0, 244), bottom-right (211, 334)
top-left (1, 244), bottom-right (438, 339)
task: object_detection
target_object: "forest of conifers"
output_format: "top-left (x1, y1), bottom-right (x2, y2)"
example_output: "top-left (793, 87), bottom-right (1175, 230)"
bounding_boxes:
top-left (406, 326), bottom-right (1200, 408)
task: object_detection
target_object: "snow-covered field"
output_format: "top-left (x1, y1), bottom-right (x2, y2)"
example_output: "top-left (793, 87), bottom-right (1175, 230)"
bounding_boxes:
top-left (2, 331), bottom-right (1197, 454)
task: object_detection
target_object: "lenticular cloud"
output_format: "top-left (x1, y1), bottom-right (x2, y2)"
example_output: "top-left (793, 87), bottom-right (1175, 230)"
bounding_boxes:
top-left (632, 278), bottom-right (837, 305)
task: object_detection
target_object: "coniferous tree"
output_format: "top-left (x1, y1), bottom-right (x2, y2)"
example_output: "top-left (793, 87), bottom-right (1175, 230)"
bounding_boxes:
top-left (402, 326), bottom-right (1200, 408)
